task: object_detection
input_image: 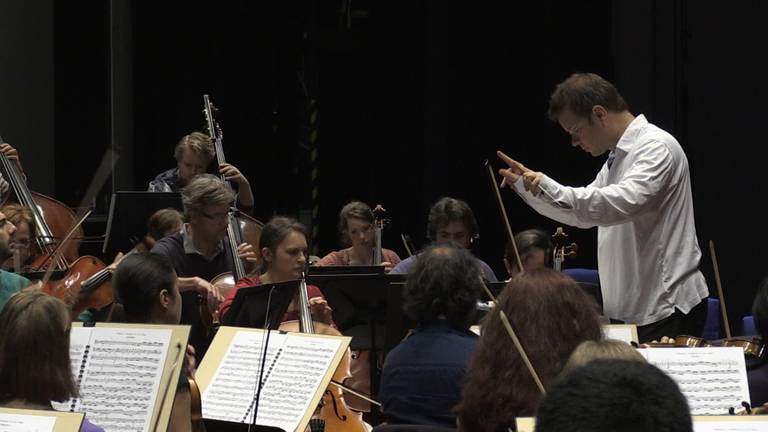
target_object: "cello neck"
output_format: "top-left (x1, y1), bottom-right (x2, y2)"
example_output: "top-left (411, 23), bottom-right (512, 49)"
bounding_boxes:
top-left (227, 211), bottom-right (247, 281)
top-left (297, 272), bottom-right (314, 334)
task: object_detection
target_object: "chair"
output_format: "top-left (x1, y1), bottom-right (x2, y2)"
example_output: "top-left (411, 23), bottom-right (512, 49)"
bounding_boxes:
top-left (371, 425), bottom-right (457, 432)
top-left (562, 268), bottom-right (603, 312)
top-left (742, 315), bottom-right (758, 336)
top-left (701, 297), bottom-right (722, 340)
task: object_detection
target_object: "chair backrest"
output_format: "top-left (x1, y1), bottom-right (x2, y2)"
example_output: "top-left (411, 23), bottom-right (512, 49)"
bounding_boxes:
top-left (701, 297), bottom-right (722, 340)
top-left (562, 268), bottom-right (603, 312)
top-left (742, 315), bottom-right (758, 337)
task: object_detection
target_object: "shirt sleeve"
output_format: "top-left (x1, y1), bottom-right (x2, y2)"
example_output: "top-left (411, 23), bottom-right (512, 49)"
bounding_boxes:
top-left (515, 141), bottom-right (675, 228)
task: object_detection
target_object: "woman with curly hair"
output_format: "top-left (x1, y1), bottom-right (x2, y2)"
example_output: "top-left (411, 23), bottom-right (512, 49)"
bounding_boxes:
top-left (379, 243), bottom-right (484, 428)
top-left (455, 268), bottom-right (603, 432)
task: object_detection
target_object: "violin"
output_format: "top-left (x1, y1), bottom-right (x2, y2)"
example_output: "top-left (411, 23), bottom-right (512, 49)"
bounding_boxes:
top-left (0, 137), bottom-right (82, 270)
top-left (551, 227), bottom-right (577, 272)
top-left (277, 273), bottom-right (368, 432)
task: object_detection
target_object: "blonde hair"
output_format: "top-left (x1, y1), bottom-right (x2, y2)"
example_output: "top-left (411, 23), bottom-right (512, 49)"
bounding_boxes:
top-left (0, 203), bottom-right (36, 238)
top-left (562, 339), bottom-right (645, 375)
top-left (174, 131), bottom-right (215, 163)
top-left (181, 174), bottom-right (235, 217)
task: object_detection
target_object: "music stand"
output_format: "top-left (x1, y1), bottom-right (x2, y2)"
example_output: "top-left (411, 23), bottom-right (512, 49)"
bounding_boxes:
top-left (220, 280), bottom-right (300, 330)
top-left (102, 191), bottom-right (183, 258)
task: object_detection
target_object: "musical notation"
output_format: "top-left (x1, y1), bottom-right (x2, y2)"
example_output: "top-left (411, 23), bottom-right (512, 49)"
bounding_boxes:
top-left (202, 330), bottom-right (343, 432)
top-left (52, 327), bottom-right (172, 432)
top-left (639, 347), bottom-right (751, 416)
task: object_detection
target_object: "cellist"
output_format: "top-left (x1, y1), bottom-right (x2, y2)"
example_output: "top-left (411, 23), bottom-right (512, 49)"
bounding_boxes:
top-left (148, 131), bottom-right (255, 213)
top-left (0, 142), bottom-right (24, 198)
top-left (151, 174), bottom-right (257, 361)
top-left (0, 209), bottom-right (31, 311)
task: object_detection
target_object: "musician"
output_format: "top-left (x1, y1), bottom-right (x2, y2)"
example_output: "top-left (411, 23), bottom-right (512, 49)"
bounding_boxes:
top-left (504, 228), bottom-right (553, 279)
top-left (151, 174), bottom-right (257, 359)
top-left (315, 201), bottom-right (400, 271)
top-left (131, 208), bottom-right (184, 253)
top-left (219, 216), bottom-right (332, 325)
top-left (113, 252), bottom-right (194, 432)
top-left (456, 268), bottom-right (602, 431)
top-left (0, 203), bottom-right (36, 271)
top-left (747, 276), bottom-right (768, 406)
top-left (379, 243), bottom-right (483, 428)
top-left (498, 72), bottom-right (708, 342)
top-left (148, 131), bottom-right (255, 212)
top-left (0, 291), bottom-right (104, 431)
top-left (0, 210), bottom-right (31, 312)
top-left (390, 197), bottom-right (498, 282)
top-left (536, 360), bottom-right (692, 432)
top-left (561, 339), bottom-right (646, 375)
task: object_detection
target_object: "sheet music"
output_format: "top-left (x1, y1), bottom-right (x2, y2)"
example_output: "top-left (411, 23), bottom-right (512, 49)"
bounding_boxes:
top-left (515, 416), bottom-right (768, 432)
top-left (639, 347), bottom-right (750, 415)
top-left (694, 419), bottom-right (768, 431)
top-left (202, 330), bottom-right (342, 432)
top-left (602, 324), bottom-right (637, 344)
top-left (53, 327), bottom-right (172, 432)
top-left (0, 413), bottom-right (56, 432)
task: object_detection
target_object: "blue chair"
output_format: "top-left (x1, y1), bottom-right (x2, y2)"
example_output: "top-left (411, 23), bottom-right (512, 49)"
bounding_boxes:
top-left (742, 315), bottom-right (758, 336)
top-left (562, 268), bottom-right (603, 312)
top-left (701, 298), bottom-right (722, 340)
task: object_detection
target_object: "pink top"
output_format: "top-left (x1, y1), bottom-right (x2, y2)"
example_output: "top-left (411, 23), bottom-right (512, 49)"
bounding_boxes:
top-left (316, 247), bottom-right (401, 267)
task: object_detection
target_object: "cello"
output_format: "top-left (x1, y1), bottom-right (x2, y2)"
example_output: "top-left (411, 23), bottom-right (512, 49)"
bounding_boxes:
top-left (278, 272), bottom-right (368, 432)
top-left (0, 137), bottom-right (82, 270)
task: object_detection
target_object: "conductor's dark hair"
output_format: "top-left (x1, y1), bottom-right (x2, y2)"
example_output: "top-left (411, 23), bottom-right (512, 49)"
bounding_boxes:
top-left (402, 243), bottom-right (483, 328)
top-left (114, 252), bottom-right (177, 320)
top-left (536, 359), bottom-right (692, 432)
top-left (426, 197), bottom-right (479, 242)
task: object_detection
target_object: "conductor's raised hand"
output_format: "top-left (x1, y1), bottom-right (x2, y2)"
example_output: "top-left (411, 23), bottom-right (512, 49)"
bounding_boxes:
top-left (497, 150), bottom-right (544, 196)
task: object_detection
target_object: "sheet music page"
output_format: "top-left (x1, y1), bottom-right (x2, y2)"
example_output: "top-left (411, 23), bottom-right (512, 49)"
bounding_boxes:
top-left (202, 330), bottom-right (343, 432)
top-left (639, 347), bottom-right (750, 415)
top-left (202, 330), bottom-right (289, 423)
top-left (602, 324), bottom-right (637, 344)
top-left (54, 327), bottom-right (172, 432)
top-left (694, 419), bottom-right (768, 431)
top-left (0, 413), bottom-right (56, 432)
top-left (51, 327), bottom-right (93, 412)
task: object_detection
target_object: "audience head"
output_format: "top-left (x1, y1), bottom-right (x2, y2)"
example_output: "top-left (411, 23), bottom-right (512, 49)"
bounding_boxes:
top-left (536, 359), bottom-right (692, 432)
top-left (456, 268), bottom-right (603, 430)
top-left (114, 252), bottom-right (181, 324)
top-left (0, 291), bottom-right (76, 405)
top-left (403, 243), bottom-right (484, 329)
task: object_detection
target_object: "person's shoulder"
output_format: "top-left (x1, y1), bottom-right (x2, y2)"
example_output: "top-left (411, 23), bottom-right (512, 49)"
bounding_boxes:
top-left (316, 250), bottom-right (346, 266)
top-left (151, 232), bottom-right (183, 254)
top-left (0, 269), bottom-right (30, 290)
top-left (235, 275), bottom-right (262, 288)
top-left (149, 168), bottom-right (181, 192)
top-left (383, 248), bottom-right (401, 264)
top-left (391, 255), bottom-right (416, 274)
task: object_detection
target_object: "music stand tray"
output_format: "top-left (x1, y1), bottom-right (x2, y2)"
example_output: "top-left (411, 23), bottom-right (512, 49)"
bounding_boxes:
top-left (221, 280), bottom-right (300, 330)
top-left (102, 191), bottom-right (183, 258)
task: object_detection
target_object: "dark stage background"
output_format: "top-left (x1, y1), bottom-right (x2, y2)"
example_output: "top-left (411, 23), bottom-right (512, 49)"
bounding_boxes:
top-left (1, 1), bottom-right (767, 335)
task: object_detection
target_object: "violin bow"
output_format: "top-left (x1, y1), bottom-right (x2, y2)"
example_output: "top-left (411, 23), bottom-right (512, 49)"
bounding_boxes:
top-left (709, 240), bottom-right (732, 339)
top-left (483, 159), bottom-right (545, 395)
top-left (485, 160), bottom-right (524, 274)
top-left (39, 149), bottom-right (118, 285)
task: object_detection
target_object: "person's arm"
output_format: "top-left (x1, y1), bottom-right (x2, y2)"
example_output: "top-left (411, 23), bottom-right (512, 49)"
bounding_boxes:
top-left (498, 143), bottom-right (675, 228)
top-left (0, 143), bottom-right (25, 176)
top-left (219, 163), bottom-right (254, 212)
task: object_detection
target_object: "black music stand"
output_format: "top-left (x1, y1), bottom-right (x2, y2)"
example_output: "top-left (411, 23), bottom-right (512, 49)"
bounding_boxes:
top-left (102, 191), bottom-right (183, 259)
top-left (306, 268), bottom-right (411, 423)
top-left (220, 280), bottom-right (300, 329)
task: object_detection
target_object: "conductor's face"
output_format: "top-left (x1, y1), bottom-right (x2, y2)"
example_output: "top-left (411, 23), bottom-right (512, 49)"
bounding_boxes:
top-left (558, 107), bottom-right (610, 157)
